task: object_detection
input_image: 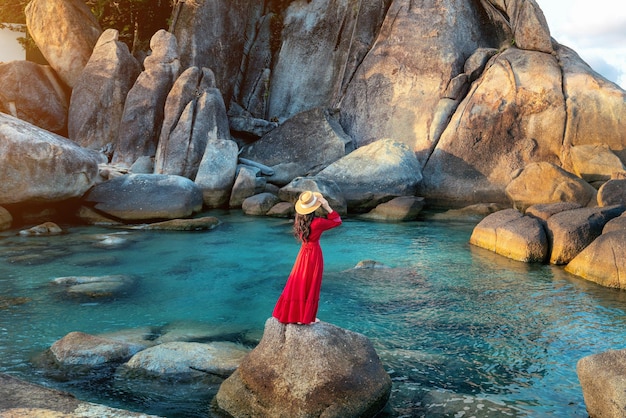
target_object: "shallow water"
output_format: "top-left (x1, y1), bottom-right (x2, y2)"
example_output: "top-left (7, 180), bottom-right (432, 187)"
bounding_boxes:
top-left (1, 210), bottom-right (625, 417)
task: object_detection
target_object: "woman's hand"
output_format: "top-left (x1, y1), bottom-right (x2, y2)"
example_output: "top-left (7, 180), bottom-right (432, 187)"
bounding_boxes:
top-left (319, 196), bottom-right (332, 212)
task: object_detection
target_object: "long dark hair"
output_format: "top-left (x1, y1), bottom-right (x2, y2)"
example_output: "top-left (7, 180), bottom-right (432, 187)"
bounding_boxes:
top-left (293, 212), bottom-right (314, 242)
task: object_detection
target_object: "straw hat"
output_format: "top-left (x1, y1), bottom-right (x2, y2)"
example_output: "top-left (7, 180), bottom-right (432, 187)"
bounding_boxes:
top-left (294, 191), bottom-right (323, 215)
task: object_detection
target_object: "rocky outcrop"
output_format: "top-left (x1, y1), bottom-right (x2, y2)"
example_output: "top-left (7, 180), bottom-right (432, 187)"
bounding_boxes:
top-left (83, 173), bottom-right (203, 221)
top-left (0, 61), bottom-right (69, 134)
top-left (24, 0), bottom-right (102, 88)
top-left (195, 138), bottom-right (239, 208)
top-left (470, 203), bottom-right (626, 288)
top-left (577, 349), bottom-right (626, 418)
top-left (0, 373), bottom-right (159, 418)
top-left (0, 113), bottom-right (102, 205)
top-left (171, 0), bottom-right (261, 109)
top-left (215, 317), bottom-right (391, 418)
top-left (565, 230), bottom-right (626, 289)
top-left (112, 30), bottom-right (181, 167)
top-left (154, 67), bottom-right (230, 180)
top-left (51, 275), bottom-right (136, 299)
top-left (68, 29), bottom-right (142, 153)
top-left (469, 208), bottom-right (548, 263)
top-left (360, 196), bottom-right (425, 222)
top-left (568, 144), bottom-right (626, 184)
top-left (317, 138), bottom-right (422, 212)
top-left (545, 205), bottom-right (624, 265)
top-left (239, 107), bottom-right (354, 186)
top-left (598, 178), bottom-right (626, 206)
top-left (505, 162), bottom-right (598, 212)
top-left (118, 341), bottom-right (249, 381)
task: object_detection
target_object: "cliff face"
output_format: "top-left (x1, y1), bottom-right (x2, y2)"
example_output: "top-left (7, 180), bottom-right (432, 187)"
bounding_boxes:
top-left (2, 0), bottom-right (625, 213)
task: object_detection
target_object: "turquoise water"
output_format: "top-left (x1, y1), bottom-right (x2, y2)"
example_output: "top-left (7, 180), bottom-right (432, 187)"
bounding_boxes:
top-left (1, 210), bottom-right (625, 417)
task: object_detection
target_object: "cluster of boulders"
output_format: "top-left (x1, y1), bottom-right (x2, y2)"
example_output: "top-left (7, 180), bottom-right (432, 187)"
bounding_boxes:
top-left (1, 0), bottom-right (625, 230)
top-left (25, 317), bottom-right (390, 418)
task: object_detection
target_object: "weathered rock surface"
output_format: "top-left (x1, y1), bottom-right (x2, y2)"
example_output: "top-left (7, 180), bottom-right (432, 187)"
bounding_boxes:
top-left (0, 113), bottom-right (101, 205)
top-left (195, 138), bottom-right (239, 208)
top-left (126, 216), bottom-right (221, 231)
top-left (360, 196), bottom-right (425, 222)
top-left (597, 178), bottom-right (626, 207)
top-left (215, 317), bottom-right (391, 418)
top-left (112, 30), bottom-right (181, 167)
top-left (47, 331), bottom-right (140, 367)
top-left (545, 205), bottom-right (625, 265)
top-left (240, 107), bottom-right (354, 186)
top-left (0, 61), bottom-right (69, 134)
top-left (505, 162), bottom-right (597, 212)
top-left (469, 208), bottom-right (548, 262)
top-left (577, 349), bottom-right (626, 418)
top-left (0, 206), bottom-right (12, 231)
top-left (19, 222), bottom-right (63, 236)
top-left (171, 0), bottom-right (261, 108)
top-left (242, 192), bottom-right (281, 216)
top-left (119, 341), bottom-right (249, 381)
top-left (317, 138), bottom-right (422, 212)
top-left (154, 67), bottom-right (230, 180)
top-left (568, 144), bottom-right (626, 183)
top-left (25, 0), bottom-right (102, 88)
top-left (229, 165), bottom-right (266, 208)
top-left (68, 28), bottom-right (142, 153)
top-left (603, 213), bottom-right (626, 234)
top-left (52, 275), bottom-right (136, 299)
top-left (0, 373), bottom-right (160, 418)
top-left (84, 174), bottom-right (203, 221)
top-left (565, 230), bottom-right (626, 289)
top-left (267, 0), bottom-right (389, 122)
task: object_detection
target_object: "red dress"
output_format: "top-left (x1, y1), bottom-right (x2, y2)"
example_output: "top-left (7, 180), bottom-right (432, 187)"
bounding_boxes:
top-left (272, 211), bottom-right (342, 324)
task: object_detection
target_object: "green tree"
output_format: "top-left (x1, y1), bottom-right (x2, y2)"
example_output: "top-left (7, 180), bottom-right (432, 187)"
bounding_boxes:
top-left (0, 0), bottom-right (173, 56)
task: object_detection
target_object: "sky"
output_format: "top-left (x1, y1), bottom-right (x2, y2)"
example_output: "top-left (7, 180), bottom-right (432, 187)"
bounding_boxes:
top-left (535, 0), bottom-right (626, 89)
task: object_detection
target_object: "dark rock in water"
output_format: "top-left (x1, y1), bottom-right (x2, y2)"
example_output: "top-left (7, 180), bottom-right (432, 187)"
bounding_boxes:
top-left (215, 317), bottom-right (391, 418)
top-left (0, 373), bottom-right (159, 417)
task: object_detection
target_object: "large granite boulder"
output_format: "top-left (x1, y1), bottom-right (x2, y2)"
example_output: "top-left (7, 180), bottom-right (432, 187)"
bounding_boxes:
top-left (68, 29), bottom-right (142, 153)
top-left (360, 196), bottom-right (425, 222)
top-left (118, 341), bottom-right (250, 381)
top-left (0, 373), bottom-right (158, 417)
top-left (597, 178), bottom-right (626, 207)
top-left (504, 162), bottom-right (597, 212)
top-left (112, 30), bottom-right (181, 167)
top-left (469, 208), bottom-right (548, 262)
top-left (0, 113), bottom-right (101, 205)
top-left (577, 349), bottom-right (626, 418)
top-left (25, 0), bottom-right (102, 88)
top-left (565, 230), bottom-right (626, 289)
top-left (47, 331), bottom-right (140, 367)
top-left (83, 173), bottom-right (203, 221)
top-left (195, 138), bottom-right (239, 208)
top-left (317, 138), bottom-right (422, 212)
top-left (567, 144), bottom-right (626, 184)
top-left (171, 0), bottom-right (262, 109)
top-left (239, 107), bottom-right (354, 186)
top-left (215, 317), bottom-right (391, 418)
top-left (545, 205), bottom-right (625, 265)
top-left (154, 67), bottom-right (229, 180)
top-left (267, 0), bottom-right (389, 121)
top-left (0, 61), bottom-right (69, 134)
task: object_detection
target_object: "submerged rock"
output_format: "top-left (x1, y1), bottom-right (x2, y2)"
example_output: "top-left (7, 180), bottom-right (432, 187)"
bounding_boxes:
top-left (215, 317), bottom-right (391, 418)
top-left (52, 274), bottom-right (136, 299)
top-left (119, 341), bottom-right (249, 381)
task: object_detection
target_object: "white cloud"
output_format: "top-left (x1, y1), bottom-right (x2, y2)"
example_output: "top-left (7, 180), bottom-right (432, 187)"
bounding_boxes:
top-left (536, 0), bottom-right (626, 89)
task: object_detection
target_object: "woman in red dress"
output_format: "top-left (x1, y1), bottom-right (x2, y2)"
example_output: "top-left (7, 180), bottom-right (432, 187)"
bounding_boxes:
top-left (272, 191), bottom-right (342, 325)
